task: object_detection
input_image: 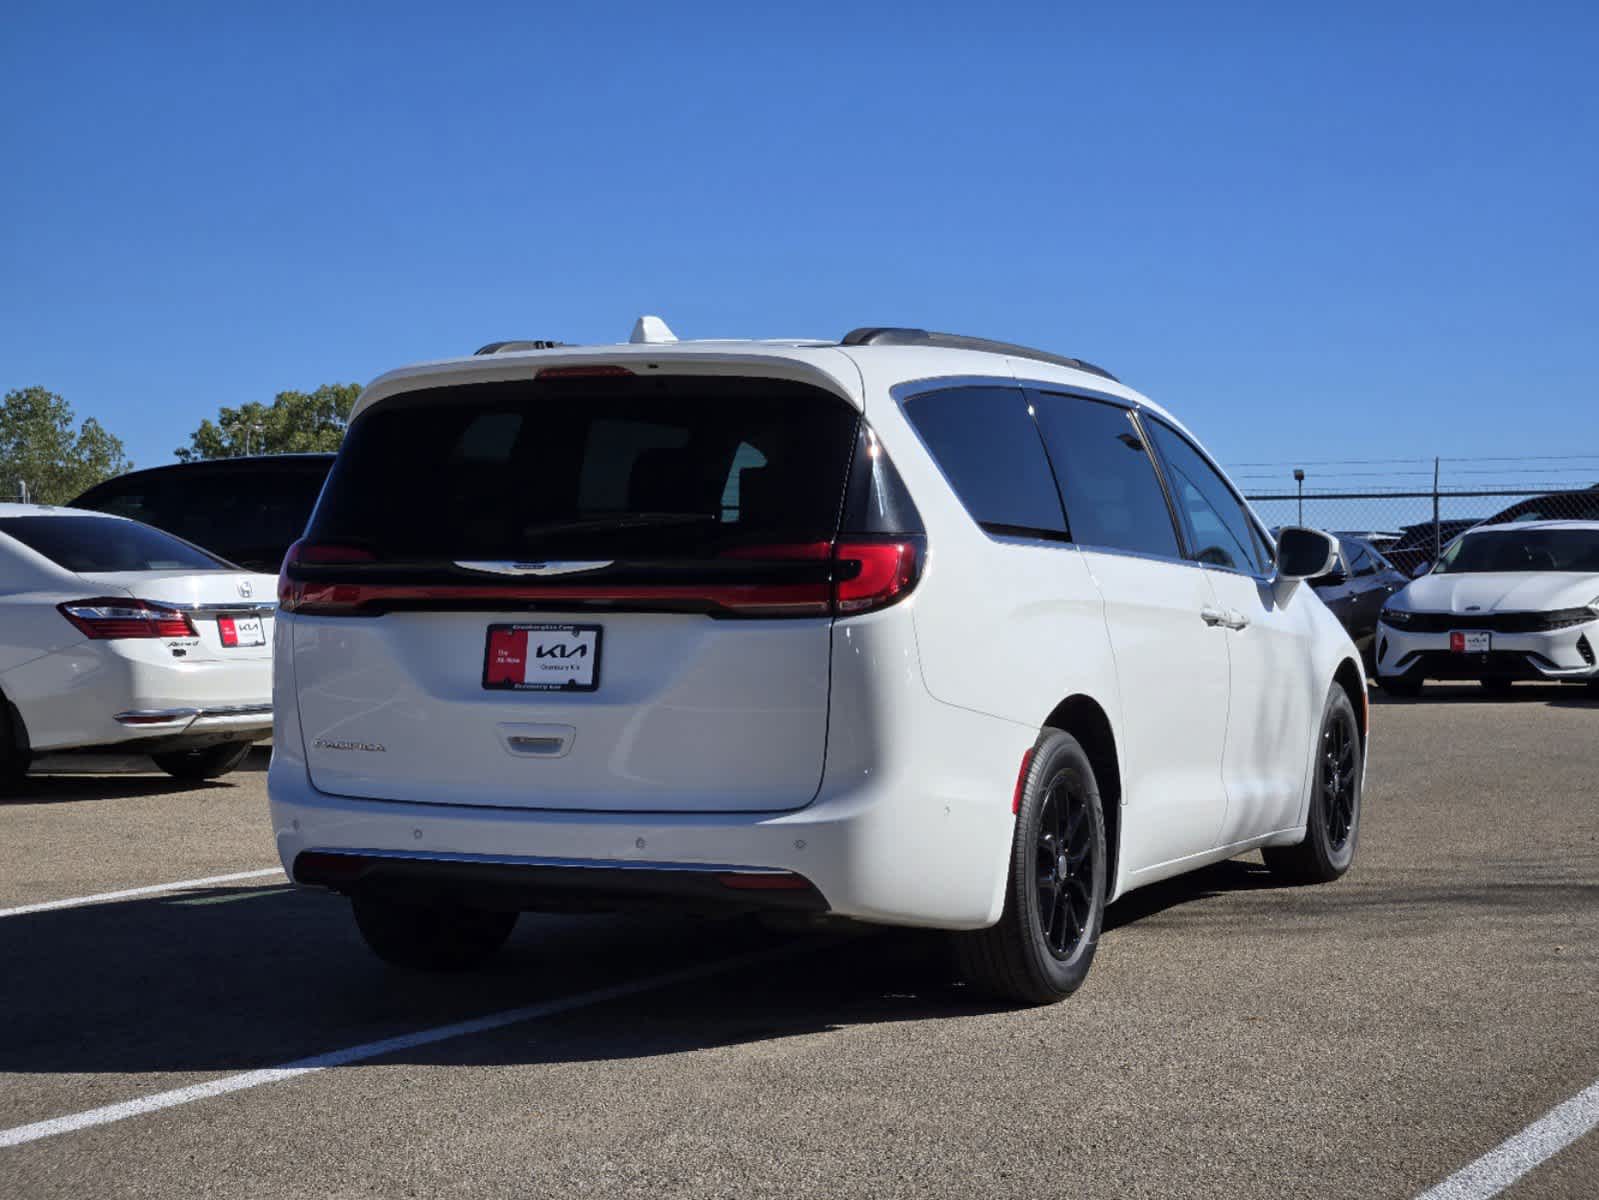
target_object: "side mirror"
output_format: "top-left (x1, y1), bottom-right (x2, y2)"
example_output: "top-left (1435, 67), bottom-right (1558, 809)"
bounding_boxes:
top-left (1276, 527), bottom-right (1340, 581)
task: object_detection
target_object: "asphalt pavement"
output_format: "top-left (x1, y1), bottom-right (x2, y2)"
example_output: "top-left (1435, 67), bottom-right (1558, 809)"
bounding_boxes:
top-left (1, 685), bottom-right (1595, 1198)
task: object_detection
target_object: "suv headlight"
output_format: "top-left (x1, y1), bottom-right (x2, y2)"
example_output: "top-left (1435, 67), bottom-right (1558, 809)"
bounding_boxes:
top-left (1380, 606), bottom-right (1413, 627)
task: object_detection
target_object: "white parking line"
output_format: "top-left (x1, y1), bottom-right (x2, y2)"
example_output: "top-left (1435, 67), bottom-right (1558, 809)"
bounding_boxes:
top-left (1416, 1078), bottom-right (1599, 1199)
top-left (0, 868), bottom-right (285, 919)
top-left (0, 943), bottom-right (810, 1149)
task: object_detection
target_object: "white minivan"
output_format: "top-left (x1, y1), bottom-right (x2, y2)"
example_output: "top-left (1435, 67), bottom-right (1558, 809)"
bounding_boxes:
top-left (269, 323), bottom-right (1365, 1003)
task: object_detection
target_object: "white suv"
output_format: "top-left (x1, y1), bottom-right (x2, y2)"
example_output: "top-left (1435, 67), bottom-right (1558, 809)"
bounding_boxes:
top-left (270, 322), bottom-right (1365, 1003)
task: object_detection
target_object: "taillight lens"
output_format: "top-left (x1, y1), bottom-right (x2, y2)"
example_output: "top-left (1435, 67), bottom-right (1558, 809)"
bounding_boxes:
top-left (58, 598), bottom-right (196, 640)
top-left (833, 539), bottom-right (920, 615)
top-left (277, 538), bottom-right (921, 618)
top-left (279, 540), bottom-right (376, 611)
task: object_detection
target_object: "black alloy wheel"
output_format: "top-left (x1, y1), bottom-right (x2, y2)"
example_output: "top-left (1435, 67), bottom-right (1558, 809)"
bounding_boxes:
top-left (1320, 699), bottom-right (1358, 854)
top-left (1033, 773), bottom-right (1095, 959)
top-left (1263, 683), bottom-right (1362, 885)
top-left (954, 728), bottom-right (1107, 1004)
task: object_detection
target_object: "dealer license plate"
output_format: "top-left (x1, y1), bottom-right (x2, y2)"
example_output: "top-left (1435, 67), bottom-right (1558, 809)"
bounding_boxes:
top-left (1451, 630), bottom-right (1491, 654)
top-left (217, 615), bottom-right (266, 647)
top-left (483, 623), bottom-right (602, 692)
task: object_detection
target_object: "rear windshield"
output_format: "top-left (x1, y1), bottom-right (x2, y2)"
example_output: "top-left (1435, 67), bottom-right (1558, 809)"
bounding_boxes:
top-left (306, 377), bottom-right (861, 559)
top-left (1435, 527), bottom-right (1599, 574)
top-left (75, 463), bottom-right (331, 571)
top-left (0, 515), bottom-right (229, 573)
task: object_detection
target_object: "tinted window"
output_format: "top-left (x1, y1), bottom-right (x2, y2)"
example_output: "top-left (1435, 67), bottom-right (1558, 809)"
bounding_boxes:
top-left (308, 377), bottom-right (860, 559)
top-left (76, 464), bottom-right (330, 571)
top-left (1028, 393), bottom-right (1179, 557)
top-left (1434, 527), bottom-right (1599, 574)
top-left (1347, 542), bottom-right (1376, 576)
top-left (1144, 418), bottom-right (1270, 575)
top-left (0, 515), bottom-right (227, 573)
top-left (902, 386), bottom-right (1066, 536)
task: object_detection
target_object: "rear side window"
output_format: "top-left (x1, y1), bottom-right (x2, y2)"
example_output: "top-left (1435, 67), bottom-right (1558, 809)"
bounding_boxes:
top-left (1028, 392), bottom-right (1180, 558)
top-left (307, 377), bottom-right (861, 559)
top-left (1143, 418), bottom-right (1272, 576)
top-left (900, 386), bottom-right (1066, 537)
top-left (0, 516), bottom-right (227, 573)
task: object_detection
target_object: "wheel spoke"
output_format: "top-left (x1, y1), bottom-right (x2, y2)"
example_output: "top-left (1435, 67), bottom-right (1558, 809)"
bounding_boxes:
top-left (1050, 887), bottom-right (1072, 952)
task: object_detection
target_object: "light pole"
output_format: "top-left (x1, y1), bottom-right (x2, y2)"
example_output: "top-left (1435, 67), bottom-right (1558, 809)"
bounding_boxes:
top-left (1294, 468), bottom-right (1305, 525)
top-left (242, 423), bottom-right (263, 456)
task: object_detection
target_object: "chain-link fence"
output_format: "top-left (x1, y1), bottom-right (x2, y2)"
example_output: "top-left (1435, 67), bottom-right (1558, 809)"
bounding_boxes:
top-left (1235, 457), bottom-right (1599, 575)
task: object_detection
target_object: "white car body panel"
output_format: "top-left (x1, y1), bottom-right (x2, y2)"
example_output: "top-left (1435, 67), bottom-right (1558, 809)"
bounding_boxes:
top-left (0, 505), bottom-right (277, 755)
top-left (269, 338), bottom-right (1363, 928)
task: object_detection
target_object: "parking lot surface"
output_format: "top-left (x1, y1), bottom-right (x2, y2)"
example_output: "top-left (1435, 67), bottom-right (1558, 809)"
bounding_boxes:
top-left (2, 687), bottom-right (1595, 1199)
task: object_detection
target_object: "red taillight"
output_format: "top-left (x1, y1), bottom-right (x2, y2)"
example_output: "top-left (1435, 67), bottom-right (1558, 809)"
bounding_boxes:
top-left (535, 365), bottom-right (635, 379)
top-left (833, 540), bottom-right (920, 615)
top-left (279, 540), bottom-right (378, 611)
top-left (1012, 747), bottom-right (1035, 815)
top-left (58, 598), bottom-right (197, 640)
top-left (278, 538), bottom-right (921, 618)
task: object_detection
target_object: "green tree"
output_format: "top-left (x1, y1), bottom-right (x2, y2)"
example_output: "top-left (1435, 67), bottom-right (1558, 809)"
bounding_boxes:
top-left (175, 383), bottom-right (362, 462)
top-left (0, 387), bottom-right (132, 505)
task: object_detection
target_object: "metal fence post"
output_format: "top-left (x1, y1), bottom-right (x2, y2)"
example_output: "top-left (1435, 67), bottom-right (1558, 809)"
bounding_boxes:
top-left (1439, 457), bottom-right (1451, 566)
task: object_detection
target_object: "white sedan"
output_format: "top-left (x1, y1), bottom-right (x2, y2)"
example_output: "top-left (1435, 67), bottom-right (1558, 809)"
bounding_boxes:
top-left (1375, 520), bottom-right (1599, 696)
top-left (0, 504), bottom-right (278, 785)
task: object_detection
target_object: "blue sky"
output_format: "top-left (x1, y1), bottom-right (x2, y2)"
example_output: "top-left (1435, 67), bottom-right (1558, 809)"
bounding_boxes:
top-left (3, 2), bottom-right (1596, 494)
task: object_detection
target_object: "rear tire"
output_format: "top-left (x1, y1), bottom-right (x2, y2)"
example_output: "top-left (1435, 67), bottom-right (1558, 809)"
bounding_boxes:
top-left (953, 729), bottom-right (1107, 1005)
top-left (151, 742), bottom-right (252, 781)
top-left (1479, 678), bottom-right (1515, 697)
top-left (0, 698), bottom-right (32, 795)
top-left (1263, 684), bottom-right (1362, 885)
top-left (352, 894), bottom-right (518, 971)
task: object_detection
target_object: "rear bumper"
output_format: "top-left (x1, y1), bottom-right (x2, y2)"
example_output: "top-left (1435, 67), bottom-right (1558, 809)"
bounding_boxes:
top-left (269, 604), bottom-right (1027, 931)
top-left (291, 848), bottom-right (828, 915)
top-left (1375, 619), bottom-right (1599, 682)
top-left (4, 642), bottom-right (272, 753)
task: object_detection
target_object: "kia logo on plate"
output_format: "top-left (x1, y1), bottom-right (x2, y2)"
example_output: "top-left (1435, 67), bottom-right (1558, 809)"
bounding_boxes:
top-left (238, 580), bottom-right (254, 598)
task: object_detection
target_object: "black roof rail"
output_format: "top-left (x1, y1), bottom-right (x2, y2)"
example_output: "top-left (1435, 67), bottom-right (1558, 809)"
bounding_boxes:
top-left (840, 327), bottom-right (1117, 382)
top-left (474, 340), bottom-right (568, 355)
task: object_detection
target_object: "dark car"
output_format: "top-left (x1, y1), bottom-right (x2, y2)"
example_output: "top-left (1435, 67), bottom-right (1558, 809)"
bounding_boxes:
top-left (70, 454), bottom-right (335, 572)
top-left (1383, 519), bottom-right (1479, 578)
top-left (1481, 486), bottom-right (1599, 527)
top-left (1308, 535), bottom-right (1410, 663)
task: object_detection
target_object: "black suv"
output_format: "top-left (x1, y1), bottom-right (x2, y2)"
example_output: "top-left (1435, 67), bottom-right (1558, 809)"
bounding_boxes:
top-left (70, 454), bottom-right (335, 572)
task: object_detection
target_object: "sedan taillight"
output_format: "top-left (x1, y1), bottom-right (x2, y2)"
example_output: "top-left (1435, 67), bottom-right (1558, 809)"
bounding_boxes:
top-left (58, 598), bottom-right (196, 640)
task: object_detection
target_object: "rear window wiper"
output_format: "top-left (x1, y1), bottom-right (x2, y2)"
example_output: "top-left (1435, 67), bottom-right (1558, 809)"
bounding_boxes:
top-left (518, 512), bottom-right (720, 537)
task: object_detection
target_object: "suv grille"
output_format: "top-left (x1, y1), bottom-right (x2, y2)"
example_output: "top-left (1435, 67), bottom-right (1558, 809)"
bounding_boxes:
top-left (1383, 608), bottom-right (1596, 633)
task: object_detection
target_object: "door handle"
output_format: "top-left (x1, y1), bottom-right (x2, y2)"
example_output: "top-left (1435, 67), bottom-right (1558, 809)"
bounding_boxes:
top-left (1202, 607), bottom-right (1250, 631)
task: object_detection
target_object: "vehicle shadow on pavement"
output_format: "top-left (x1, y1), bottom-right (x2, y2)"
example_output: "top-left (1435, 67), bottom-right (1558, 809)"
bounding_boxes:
top-left (0, 861), bottom-right (1305, 1080)
top-left (7, 746), bottom-right (271, 804)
